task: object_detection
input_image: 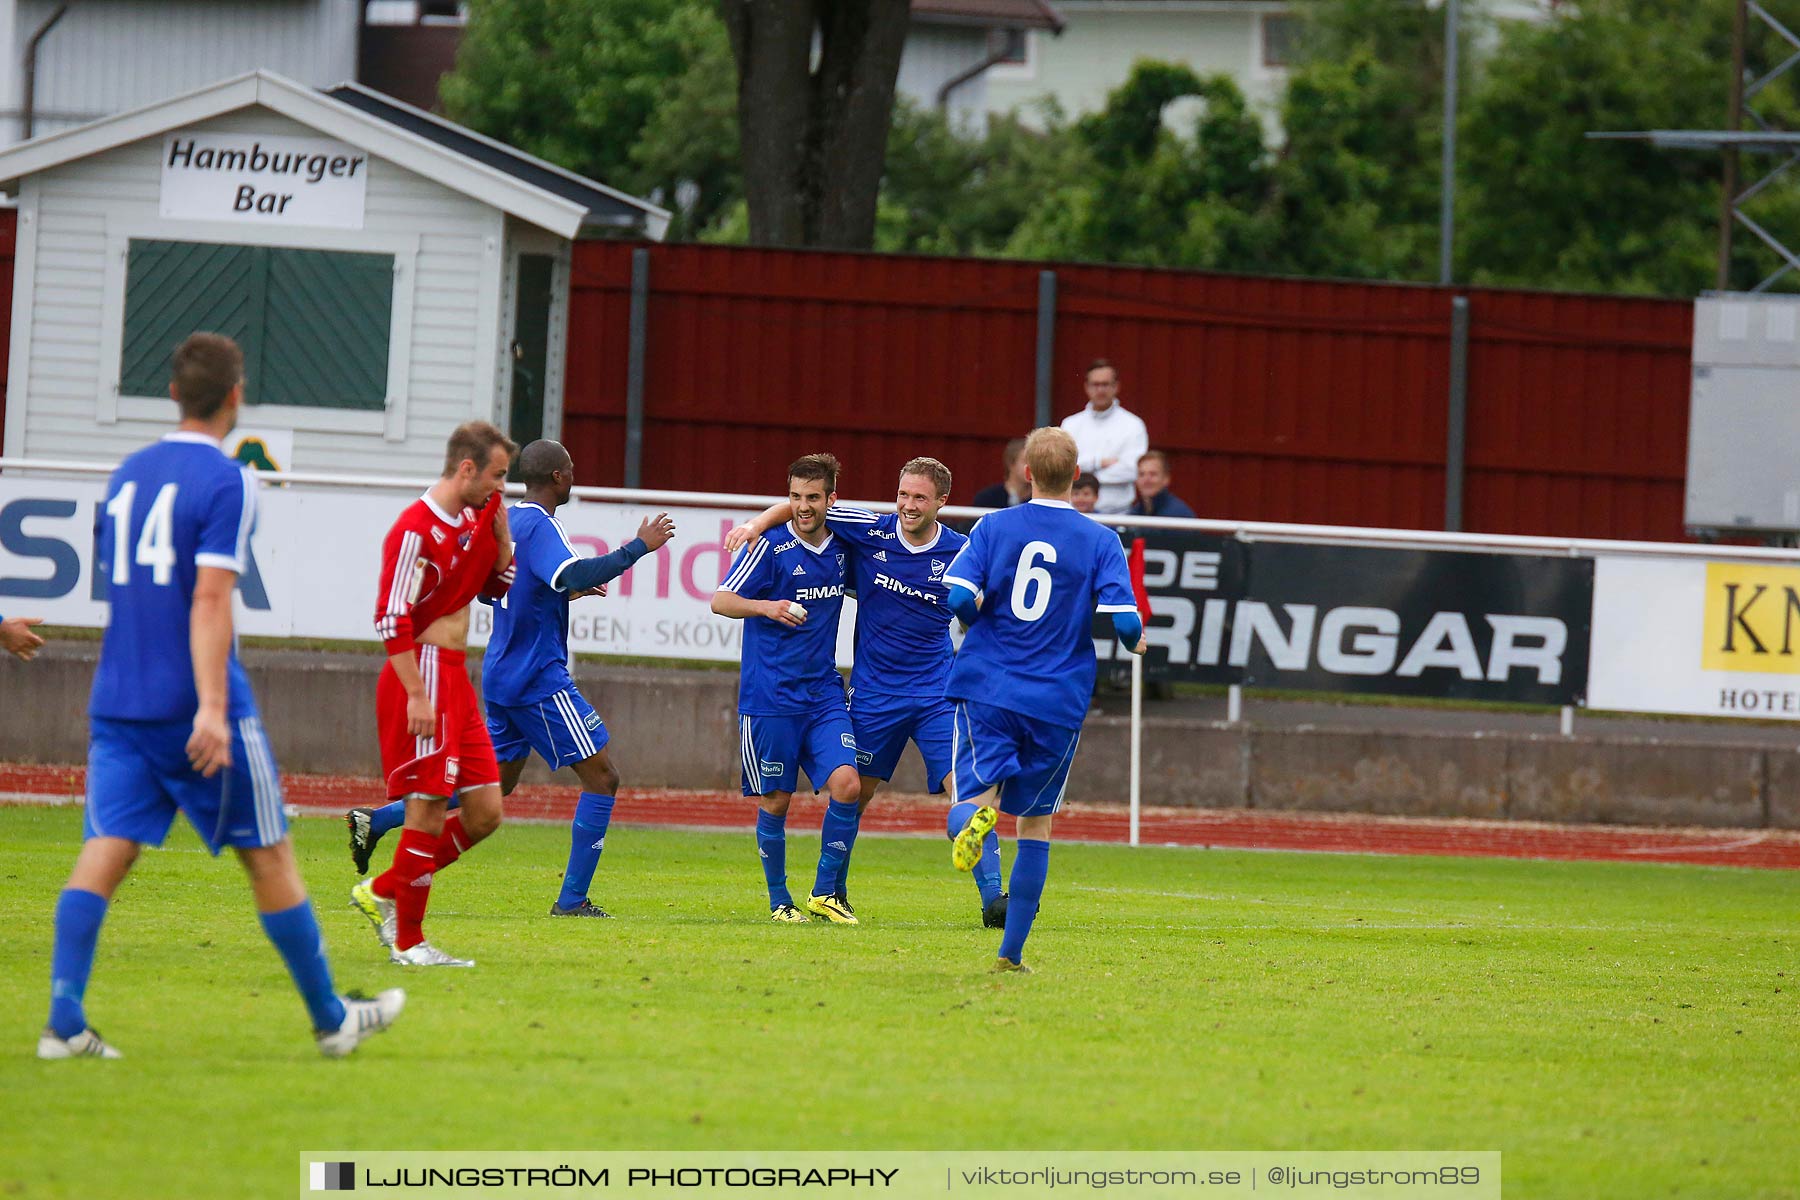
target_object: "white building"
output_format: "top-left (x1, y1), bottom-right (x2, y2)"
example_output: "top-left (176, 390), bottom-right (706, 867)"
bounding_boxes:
top-left (0, 70), bottom-right (665, 475)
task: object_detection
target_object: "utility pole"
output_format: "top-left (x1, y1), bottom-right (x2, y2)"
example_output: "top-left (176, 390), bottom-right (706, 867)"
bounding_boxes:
top-left (1439, 0), bottom-right (1460, 286)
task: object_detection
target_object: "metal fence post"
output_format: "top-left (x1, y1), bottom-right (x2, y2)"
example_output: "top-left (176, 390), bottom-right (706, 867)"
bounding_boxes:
top-left (1444, 295), bottom-right (1470, 532)
top-left (1035, 269), bottom-right (1057, 429)
top-left (624, 247), bottom-right (650, 490)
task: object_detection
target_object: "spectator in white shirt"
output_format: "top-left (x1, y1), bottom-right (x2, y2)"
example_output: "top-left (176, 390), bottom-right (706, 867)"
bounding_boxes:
top-left (1060, 359), bottom-right (1148, 514)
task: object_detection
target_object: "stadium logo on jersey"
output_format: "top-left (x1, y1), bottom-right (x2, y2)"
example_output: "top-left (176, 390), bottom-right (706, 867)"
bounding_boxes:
top-left (759, 759), bottom-right (785, 776)
top-left (872, 550), bottom-right (888, 561)
top-left (772, 538), bottom-right (799, 554)
top-left (929, 559), bottom-right (948, 580)
top-left (796, 585), bottom-right (843, 602)
top-left (869, 527), bottom-right (897, 540)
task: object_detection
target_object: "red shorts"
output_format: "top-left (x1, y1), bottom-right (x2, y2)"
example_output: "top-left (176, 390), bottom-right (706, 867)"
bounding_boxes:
top-left (377, 645), bottom-right (499, 801)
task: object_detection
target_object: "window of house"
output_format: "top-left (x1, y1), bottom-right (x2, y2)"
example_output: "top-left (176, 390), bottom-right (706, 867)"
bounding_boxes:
top-left (120, 240), bottom-right (394, 410)
top-left (988, 27), bottom-right (1029, 66)
top-left (1262, 14), bottom-right (1301, 68)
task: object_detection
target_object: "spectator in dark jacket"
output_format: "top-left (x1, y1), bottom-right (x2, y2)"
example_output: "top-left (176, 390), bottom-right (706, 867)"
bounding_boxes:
top-left (971, 437), bottom-right (1030, 510)
top-left (1128, 451), bottom-right (1196, 519)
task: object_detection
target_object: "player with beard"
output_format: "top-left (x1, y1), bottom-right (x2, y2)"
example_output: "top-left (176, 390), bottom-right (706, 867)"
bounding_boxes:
top-left (711, 454), bottom-right (862, 923)
top-left (351, 423), bottom-right (516, 967)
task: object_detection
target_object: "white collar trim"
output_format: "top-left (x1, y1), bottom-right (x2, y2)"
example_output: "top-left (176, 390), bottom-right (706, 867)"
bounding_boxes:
top-left (787, 521), bottom-right (836, 554)
top-left (163, 431), bottom-right (221, 448)
top-left (898, 521), bottom-right (943, 553)
top-left (421, 491), bottom-right (464, 526)
top-left (1029, 498), bottom-right (1074, 509)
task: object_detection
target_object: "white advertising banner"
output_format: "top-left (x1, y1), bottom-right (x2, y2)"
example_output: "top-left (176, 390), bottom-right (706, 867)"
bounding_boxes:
top-left (1588, 554), bottom-right (1800, 719)
top-left (0, 475), bottom-right (856, 666)
top-left (160, 131), bottom-right (368, 229)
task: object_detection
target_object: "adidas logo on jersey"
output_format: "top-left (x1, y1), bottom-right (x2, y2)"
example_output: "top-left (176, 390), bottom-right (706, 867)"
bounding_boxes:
top-left (871, 550), bottom-right (888, 561)
top-left (792, 564), bottom-right (807, 576)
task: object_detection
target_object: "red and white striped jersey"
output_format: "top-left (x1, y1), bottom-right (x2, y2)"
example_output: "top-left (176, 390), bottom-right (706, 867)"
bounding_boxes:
top-left (374, 491), bottom-right (514, 656)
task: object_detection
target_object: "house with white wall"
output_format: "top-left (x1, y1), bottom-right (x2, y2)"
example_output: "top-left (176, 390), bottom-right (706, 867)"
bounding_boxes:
top-left (0, 70), bottom-right (665, 474)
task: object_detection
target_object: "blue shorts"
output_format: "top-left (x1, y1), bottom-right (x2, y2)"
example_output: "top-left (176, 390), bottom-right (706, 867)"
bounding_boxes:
top-left (850, 691), bottom-right (953, 793)
top-left (84, 714), bottom-right (286, 855)
top-left (486, 686), bottom-right (610, 771)
top-left (950, 699), bottom-right (1082, 818)
top-left (739, 703), bottom-right (859, 796)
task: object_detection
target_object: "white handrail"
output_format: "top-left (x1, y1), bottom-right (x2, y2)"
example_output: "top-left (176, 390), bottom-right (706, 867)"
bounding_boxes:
top-left (4, 455), bottom-right (1793, 563)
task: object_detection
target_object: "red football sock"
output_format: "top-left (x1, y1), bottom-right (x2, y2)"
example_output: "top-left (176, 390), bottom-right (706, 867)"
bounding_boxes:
top-left (435, 814), bottom-right (470, 870)
top-left (374, 828), bottom-right (438, 951)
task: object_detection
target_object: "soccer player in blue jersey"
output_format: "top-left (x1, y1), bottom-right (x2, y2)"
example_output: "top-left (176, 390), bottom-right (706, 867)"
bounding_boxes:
top-left (725, 458), bottom-right (1006, 926)
top-left (945, 427), bottom-right (1146, 973)
top-left (39, 333), bottom-right (403, 1059)
top-left (711, 453), bottom-right (862, 924)
top-left (345, 440), bottom-right (675, 918)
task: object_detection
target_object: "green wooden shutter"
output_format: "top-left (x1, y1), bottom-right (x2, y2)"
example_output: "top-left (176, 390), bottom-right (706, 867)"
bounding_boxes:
top-left (121, 241), bottom-right (394, 411)
top-left (120, 240), bottom-right (266, 399)
top-left (261, 248), bottom-right (393, 410)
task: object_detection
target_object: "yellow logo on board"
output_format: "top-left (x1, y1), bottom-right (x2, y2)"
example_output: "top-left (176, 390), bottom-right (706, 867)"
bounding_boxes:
top-left (1703, 562), bottom-right (1800, 674)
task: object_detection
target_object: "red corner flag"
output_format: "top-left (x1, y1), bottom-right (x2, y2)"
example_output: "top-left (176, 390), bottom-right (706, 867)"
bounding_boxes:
top-left (1128, 537), bottom-right (1153, 620)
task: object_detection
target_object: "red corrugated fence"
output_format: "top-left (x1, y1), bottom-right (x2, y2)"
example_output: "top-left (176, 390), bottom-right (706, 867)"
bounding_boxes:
top-left (563, 243), bottom-right (1694, 540)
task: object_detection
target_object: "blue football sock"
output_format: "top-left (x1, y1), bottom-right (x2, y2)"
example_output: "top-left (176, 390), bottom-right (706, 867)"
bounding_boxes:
top-left (557, 793), bottom-right (615, 909)
top-left (834, 836), bottom-right (854, 897)
top-left (47, 888), bottom-right (108, 1039)
top-left (975, 831), bottom-right (1004, 907)
top-left (948, 802), bottom-right (1004, 906)
top-left (369, 794), bottom-right (461, 841)
top-left (368, 799), bottom-right (406, 839)
top-left (998, 839), bottom-right (1050, 963)
top-left (814, 800), bottom-right (861, 897)
top-left (259, 899), bottom-right (346, 1033)
top-left (756, 809), bottom-right (792, 909)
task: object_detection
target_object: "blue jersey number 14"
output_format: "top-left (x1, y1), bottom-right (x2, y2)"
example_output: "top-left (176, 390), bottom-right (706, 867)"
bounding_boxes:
top-left (105, 481), bottom-right (179, 586)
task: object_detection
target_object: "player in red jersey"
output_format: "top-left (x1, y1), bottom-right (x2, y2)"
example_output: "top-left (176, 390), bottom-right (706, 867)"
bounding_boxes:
top-left (351, 422), bottom-right (517, 967)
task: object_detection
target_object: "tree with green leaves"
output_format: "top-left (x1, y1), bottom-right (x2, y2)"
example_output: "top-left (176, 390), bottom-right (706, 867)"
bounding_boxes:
top-left (441, 0), bottom-right (739, 239)
top-left (1457, 0), bottom-right (1784, 295)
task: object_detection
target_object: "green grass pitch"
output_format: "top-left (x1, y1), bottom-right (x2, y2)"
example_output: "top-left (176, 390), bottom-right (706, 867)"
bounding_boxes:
top-left (2, 805), bottom-right (1796, 1199)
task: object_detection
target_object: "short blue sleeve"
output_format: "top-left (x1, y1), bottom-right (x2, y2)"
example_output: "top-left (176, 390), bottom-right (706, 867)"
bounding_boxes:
top-left (720, 536), bottom-right (774, 600)
top-left (943, 516), bottom-right (989, 596)
top-left (195, 465), bottom-right (255, 575)
top-left (527, 514), bottom-right (581, 590)
top-left (1093, 529), bottom-right (1136, 614)
top-left (825, 504), bottom-right (884, 549)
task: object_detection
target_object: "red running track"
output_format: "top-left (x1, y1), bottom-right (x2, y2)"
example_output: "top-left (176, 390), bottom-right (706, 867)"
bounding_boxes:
top-left (6, 762), bottom-right (1799, 870)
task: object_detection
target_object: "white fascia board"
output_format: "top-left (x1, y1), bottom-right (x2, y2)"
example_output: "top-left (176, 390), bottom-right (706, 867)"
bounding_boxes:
top-left (0, 73), bottom-right (262, 188)
top-left (326, 80), bottom-right (671, 233)
top-left (250, 74), bottom-right (588, 238)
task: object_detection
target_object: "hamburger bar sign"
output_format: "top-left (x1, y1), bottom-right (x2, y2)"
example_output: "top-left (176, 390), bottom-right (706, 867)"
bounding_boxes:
top-left (159, 129), bottom-right (368, 229)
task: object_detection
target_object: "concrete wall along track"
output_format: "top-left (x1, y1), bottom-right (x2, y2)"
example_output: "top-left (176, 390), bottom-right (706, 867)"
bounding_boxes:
top-left (6, 643), bottom-right (1797, 832)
